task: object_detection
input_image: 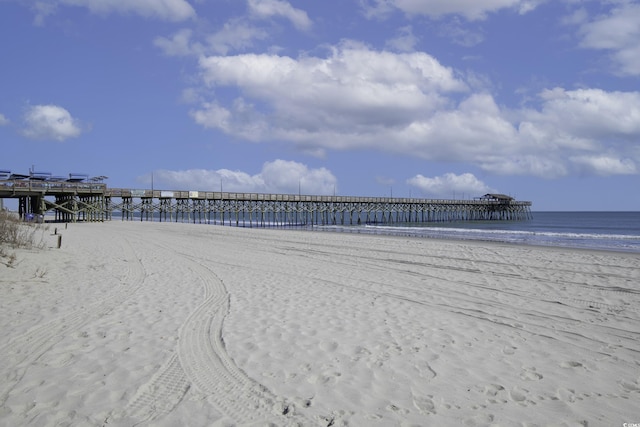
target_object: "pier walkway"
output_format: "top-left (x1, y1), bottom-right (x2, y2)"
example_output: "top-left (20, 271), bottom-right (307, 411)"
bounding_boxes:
top-left (1, 178), bottom-right (532, 225)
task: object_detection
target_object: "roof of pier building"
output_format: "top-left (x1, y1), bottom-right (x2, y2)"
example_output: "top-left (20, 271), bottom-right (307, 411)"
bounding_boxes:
top-left (480, 193), bottom-right (514, 201)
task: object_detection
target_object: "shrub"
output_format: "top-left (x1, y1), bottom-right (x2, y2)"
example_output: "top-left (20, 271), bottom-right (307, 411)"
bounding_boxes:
top-left (0, 210), bottom-right (49, 265)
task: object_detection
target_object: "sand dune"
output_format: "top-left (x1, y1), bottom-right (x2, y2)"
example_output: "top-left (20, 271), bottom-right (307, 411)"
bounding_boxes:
top-left (1, 221), bottom-right (639, 426)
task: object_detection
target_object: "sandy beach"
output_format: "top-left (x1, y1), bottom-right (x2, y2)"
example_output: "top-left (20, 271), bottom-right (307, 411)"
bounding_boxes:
top-left (1, 221), bottom-right (639, 426)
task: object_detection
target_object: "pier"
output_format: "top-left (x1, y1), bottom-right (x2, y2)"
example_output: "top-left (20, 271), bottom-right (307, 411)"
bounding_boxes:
top-left (0, 173), bottom-right (107, 222)
top-left (1, 174), bottom-right (532, 225)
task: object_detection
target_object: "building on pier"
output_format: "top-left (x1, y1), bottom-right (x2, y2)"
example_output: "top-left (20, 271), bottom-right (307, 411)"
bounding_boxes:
top-left (0, 172), bottom-right (107, 222)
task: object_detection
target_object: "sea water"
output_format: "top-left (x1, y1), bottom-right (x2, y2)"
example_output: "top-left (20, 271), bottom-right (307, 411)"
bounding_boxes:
top-left (107, 210), bottom-right (640, 253)
top-left (314, 212), bottom-right (640, 253)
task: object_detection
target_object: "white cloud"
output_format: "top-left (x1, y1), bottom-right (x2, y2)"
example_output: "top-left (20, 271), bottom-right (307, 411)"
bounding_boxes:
top-left (577, 2), bottom-right (640, 76)
top-left (155, 19), bottom-right (270, 57)
top-left (385, 26), bottom-right (419, 52)
top-left (34, 0), bottom-right (195, 23)
top-left (205, 19), bottom-right (270, 55)
top-left (561, 7), bottom-right (588, 27)
top-left (190, 99), bottom-right (269, 142)
top-left (191, 102), bottom-right (233, 133)
top-left (150, 160), bottom-right (337, 194)
top-left (21, 104), bottom-right (83, 141)
top-left (197, 41), bottom-right (468, 94)
top-left (407, 173), bottom-right (495, 197)
top-left (260, 159), bottom-right (337, 194)
top-left (477, 155), bottom-right (568, 178)
top-left (407, 93), bottom-right (519, 162)
top-left (248, 0), bottom-right (312, 31)
top-left (361, 0), bottom-right (543, 21)
top-left (195, 42), bottom-right (467, 139)
top-left (438, 18), bottom-right (485, 47)
top-left (190, 42), bottom-right (640, 178)
top-left (154, 29), bottom-right (202, 56)
top-left (532, 88), bottom-right (640, 140)
top-left (150, 168), bottom-right (259, 192)
top-left (578, 3), bottom-right (640, 50)
top-left (31, 1), bottom-right (58, 26)
top-left (359, 0), bottom-right (395, 19)
top-left (0, 113), bottom-right (9, 126)
top-left (480, 88), bottom-right (640, 177)
top-left (570, 155), bottom-right (636, 176)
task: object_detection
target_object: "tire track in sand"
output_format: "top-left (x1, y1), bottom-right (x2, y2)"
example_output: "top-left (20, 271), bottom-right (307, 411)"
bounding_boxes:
top-left (175, 250), bottom-right (311, 425)
top-left (0, 238), bottom-right (146, 407)
top-left (120, 353), bottom-right (191, 424)
top-left (116, 233), bottom-right (312, 426)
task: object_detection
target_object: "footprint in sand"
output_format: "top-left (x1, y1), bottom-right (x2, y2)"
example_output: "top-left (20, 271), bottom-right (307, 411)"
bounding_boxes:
top-left (464, 413), bottom-right (495, 426)
top-left (45, 351), bottom-right (75, 368)
top-left (483, 384), bottom-right (505, 397)
top-left (415, 361), bottom-right (437, 380)
top-left (299, 363), bottom-right (312, 372)
top-left (412, 395), bottom-right (436, 415)
top-left (350, 346), bottom-right (371, 362)
top-left (307, 371), bottom-right (341, 386)
top-left (560, 361), bottom-right (583, 369)
top-left (502, 345), bottom-right (517, 355)
top-left (386, 403), bottom-right (410, 415)
top-left (557, 388), bottom-right (578, 403)
top-left (509, 387), bottom-right (529, 404)
top-left (618, 379), bottom-right (640, 392)
top-left (319, 341), bottom-right (338, 352)
top-left (519, 367), bottom-right (543, 381)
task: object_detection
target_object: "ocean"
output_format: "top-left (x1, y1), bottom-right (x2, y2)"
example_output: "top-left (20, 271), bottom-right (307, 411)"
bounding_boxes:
top-left (95, 210), bottom-right (640, 253)
top-left (313, 212), bottom-right (640, 253)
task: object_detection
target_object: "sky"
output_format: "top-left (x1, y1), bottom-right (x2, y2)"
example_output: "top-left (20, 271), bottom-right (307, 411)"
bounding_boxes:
top-left (1, 0), bottom-right (639, 211)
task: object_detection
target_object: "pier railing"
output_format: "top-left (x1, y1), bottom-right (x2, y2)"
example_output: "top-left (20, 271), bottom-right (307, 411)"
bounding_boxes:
top-left (0, 179), bottom-right (106, 196)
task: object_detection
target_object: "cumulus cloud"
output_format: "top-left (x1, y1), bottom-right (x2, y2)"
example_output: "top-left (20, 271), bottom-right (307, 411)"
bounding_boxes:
top-left (480, 88), bottom-right (640, 177)
top-left (194, 42), bottom-right (467, 147)
top-left (0, 113), bottom-right (9, 126)
top-left (191, 102), bottom-right (233, 133)
top-left (577, 2), bottom-right (640, 76)
top-left (248, 0), bottom-right (312, 31)
top-left (189, 41), bottom-right (640, 178)
top-left (407, 173), bottom-right (495, 197)
top-left (501, 87), bottom-right (640, 176)
top-left (570, 155), bottom-right (636, 176)
top-left (530, 88), bottom-right (640, 140)
top-left (191, 99), bottom-right (269, 142)
top-left (150, 160), bottom-right (337, 195)
top-left (33, 0), bottom-right (195, 23)
top-left (21, 104), bottom-right (83, 141)
top-left (361, 0), bottom-right (542, 21)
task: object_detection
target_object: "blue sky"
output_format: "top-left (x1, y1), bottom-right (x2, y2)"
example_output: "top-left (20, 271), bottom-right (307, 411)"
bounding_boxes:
top-left (1, 0), bottom-right (639, 210)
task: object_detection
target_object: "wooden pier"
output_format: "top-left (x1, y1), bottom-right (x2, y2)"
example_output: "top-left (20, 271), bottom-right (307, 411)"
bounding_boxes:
top-left (105, 190), bottom-right (532, 226)
top-left (1, 177), bottom-right (532, 226)
top-left (0, 177), bottom-right (107, 222)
